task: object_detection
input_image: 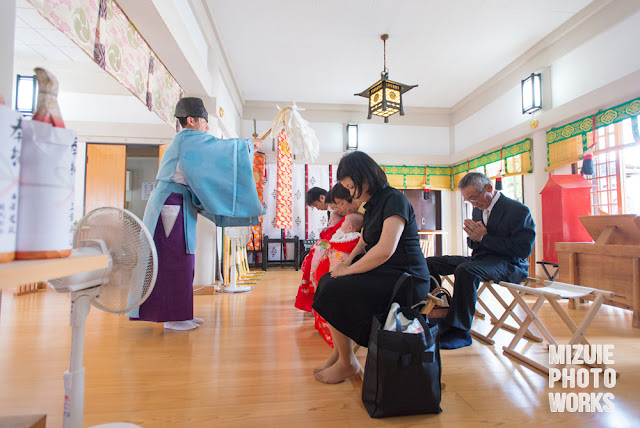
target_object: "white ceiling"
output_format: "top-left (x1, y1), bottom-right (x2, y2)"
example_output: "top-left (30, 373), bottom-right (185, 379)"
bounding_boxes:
top-left (14, 0), bottom-right (91, 62)
top-left (206, 0), bottom-right (593, 108)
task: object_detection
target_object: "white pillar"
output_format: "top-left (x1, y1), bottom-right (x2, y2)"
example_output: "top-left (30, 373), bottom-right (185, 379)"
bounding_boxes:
top-left (0, 0), bottom-right (16, 104)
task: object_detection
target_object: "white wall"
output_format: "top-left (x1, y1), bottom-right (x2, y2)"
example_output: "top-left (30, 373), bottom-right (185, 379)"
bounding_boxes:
top-left (151, 0), bottom-right (213, 96)
top-left (216, 73), bottom-right (241, 138)
top-left (241, 119), bottom-right (450, 161)
top-left (58, 93), bottom-right (166, 124)
top-left (126, 157), bottom-right (159, 220)
top-left (454, 85), bottom-right (525, 153)
top-left (551, 10), bottom-right (640, 109)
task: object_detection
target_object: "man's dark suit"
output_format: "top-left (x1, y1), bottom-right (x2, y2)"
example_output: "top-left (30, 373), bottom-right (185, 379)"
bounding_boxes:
top-left (427, 193), bottom-right (535, 331)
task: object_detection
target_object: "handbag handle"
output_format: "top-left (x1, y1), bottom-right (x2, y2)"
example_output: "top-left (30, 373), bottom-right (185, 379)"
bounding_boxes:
top-left (385, 272), bottom-right (414, 317)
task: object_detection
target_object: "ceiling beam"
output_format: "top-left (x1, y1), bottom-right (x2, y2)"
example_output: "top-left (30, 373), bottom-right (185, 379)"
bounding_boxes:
top-left (243, 100), bottom-right (451, 127)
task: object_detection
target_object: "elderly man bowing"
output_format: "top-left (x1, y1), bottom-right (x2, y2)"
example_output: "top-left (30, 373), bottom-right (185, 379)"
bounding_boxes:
top-left (427, 172), bottom-right (535, 348)
top-left (128, 97), bottom-right (264, 330)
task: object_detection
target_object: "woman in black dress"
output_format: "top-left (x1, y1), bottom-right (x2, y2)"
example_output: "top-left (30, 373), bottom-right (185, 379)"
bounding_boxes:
top-left (312, 151), bottom-right (430, 384)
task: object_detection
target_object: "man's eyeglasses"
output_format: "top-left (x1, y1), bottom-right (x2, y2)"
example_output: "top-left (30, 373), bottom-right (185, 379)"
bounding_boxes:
top-left (463, 185), bottom-right (487, 203)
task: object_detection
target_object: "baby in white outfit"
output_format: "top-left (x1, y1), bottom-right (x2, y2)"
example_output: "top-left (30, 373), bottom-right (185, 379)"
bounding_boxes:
top-left (330, 213), bottom-right (364, 243)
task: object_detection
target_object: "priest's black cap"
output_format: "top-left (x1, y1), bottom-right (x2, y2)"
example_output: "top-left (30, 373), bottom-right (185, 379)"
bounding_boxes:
top-left (174, 97), bottom-right (208, 122)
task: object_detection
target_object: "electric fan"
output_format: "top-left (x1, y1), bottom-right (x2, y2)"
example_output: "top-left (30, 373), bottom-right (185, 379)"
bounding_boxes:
top-left (222, 226), bottom-right (252, 293)
top-left (48, 207), bottom-right (157, 428)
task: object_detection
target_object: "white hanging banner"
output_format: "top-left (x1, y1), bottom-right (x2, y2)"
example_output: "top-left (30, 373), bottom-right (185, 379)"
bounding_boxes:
top-left (306, 164), bottom-right (330, 240)
top-left (0, 106), bottom-right (23, 262)
top-left (288, 164), bottom-right (306, 240)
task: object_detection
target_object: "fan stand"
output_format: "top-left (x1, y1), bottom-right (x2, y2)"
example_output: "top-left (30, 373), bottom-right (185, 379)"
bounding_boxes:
top-left (65, 289), bottom-right (141, 428)
top-left (223, 237), bottom-right (252, 293)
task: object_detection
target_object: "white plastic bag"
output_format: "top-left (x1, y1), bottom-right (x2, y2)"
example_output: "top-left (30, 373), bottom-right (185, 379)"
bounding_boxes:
top-left (384, 302), bottom-right (425, 334)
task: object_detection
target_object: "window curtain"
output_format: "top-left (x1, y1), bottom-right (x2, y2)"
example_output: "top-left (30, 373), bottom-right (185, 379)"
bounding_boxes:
top-left (546, 97), bottom-right (640, 170)
top-left (382, 166), bottom-right (452, 191)
top-left (29, 0), bottom-right (184, 127)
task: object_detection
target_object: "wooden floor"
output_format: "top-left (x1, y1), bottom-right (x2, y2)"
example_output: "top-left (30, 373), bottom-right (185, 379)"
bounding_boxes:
top-left (1, 269), bottom-right (640, 427)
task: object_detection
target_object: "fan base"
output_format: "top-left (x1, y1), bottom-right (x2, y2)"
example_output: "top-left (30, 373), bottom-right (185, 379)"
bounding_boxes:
top-left (92, 423), bottom-right (141, 427)
top-left (223, 285), bottom-right (252, 293)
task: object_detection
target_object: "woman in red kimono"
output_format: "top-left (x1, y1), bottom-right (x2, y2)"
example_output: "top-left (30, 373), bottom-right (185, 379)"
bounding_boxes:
top-left (295, 184), bottom-right (362, 345)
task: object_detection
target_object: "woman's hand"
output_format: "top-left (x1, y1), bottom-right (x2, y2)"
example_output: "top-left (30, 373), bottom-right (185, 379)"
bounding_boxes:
top-left (345, 215), bottom-right (405, 275)
top-left (331, 263), bottom-right (350, 278)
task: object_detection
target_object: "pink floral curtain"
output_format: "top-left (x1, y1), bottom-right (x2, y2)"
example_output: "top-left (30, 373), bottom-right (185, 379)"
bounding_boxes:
top-left (96, 1), bottom-right (151, 104)
top-left (147, 53), bottom-right (183, 125)
top-left (29, 0), bottom-right (184, 127)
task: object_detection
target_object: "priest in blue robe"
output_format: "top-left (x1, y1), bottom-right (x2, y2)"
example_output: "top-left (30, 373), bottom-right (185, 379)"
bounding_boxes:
top-left (128, 97), bottom-right (263, 330)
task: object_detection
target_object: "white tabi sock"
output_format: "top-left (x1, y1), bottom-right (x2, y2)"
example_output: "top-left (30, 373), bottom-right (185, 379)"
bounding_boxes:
top-left (164, 321), bottom-right (199, 330)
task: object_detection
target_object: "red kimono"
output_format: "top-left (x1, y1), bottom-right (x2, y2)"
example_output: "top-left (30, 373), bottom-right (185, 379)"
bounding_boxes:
top-left (295, 217), bottom-right (361, 346)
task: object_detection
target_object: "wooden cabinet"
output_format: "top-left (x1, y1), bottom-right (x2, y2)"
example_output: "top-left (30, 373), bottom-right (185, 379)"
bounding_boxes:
top-left (400, 189), bottom-right (442, 256)
top-left (555, 215), bottom-right (640, 328)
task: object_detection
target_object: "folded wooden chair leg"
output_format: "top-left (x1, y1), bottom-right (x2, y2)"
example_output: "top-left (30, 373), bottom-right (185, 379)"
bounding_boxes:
top-left (487, 299), bottom-right (543, 342)
top-left (470, 329), bottom-right (494, 345)
top-left (499, 280), bottom-right (614, 376)
top-left (501, 294), bottom-right (554, 375)
top-left (485, 284), bottom-right (543, 342)
top-left (473, 281), bottom-right (490, 321)
top-left (546, 294), bottom-right (611, 372)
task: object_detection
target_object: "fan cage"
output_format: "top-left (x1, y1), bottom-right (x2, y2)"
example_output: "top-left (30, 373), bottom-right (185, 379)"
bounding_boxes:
top-left (75, 207), bottom-right (157, 314)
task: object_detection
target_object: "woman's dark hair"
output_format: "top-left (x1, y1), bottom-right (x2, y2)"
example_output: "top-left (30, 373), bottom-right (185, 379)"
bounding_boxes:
top-left (328, 183), bottom-right (353, 203)
top-left (336, 151), bottom-right (388, 199)
top-left (305, 187), bottom-right (328, 206)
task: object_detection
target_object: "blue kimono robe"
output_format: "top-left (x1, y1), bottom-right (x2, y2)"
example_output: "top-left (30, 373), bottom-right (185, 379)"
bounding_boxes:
top-left (143, 129), bottom-right (262, 253)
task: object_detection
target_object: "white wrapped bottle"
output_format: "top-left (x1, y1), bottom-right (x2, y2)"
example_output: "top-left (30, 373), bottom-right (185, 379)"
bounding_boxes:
top-left (0, 105), bottom-right (23, 262)
top-left (16, 120), bottom-right (77, 259)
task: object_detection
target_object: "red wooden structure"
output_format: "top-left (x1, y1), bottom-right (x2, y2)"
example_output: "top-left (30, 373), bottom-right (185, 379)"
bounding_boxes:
top-left (540, 175), bottom-right (593, 263)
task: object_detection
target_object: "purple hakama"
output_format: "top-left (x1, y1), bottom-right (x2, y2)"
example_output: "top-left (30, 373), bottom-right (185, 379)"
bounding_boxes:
top-left (130, 193), bottom-right (194, 322)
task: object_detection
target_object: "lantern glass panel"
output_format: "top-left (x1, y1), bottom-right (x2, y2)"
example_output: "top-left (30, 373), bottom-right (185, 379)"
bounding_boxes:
top-left (370, 89), bottom-right (383, 107)
top-left (386, 88), bottom-right (400, 103)
top-left (533, 74), bottom-right (541, 107)
top-left (346, 124), bottom-right (358, 150)
top-left (521, 73), bottom-right (542, 114)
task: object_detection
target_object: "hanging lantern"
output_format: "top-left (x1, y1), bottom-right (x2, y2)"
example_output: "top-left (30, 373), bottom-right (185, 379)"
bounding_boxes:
top-left (581, 113), bottom-right (597, 176)
top-left (581, 149), bottom-right (595, 176)
top-left (423, 183), bottom-right (431, 200)
top-left (354, 34), bottom-right (417, 123)
top-left (495, 148), bottom-right (504, 190)
top-left (423, 171), bottom-right (430, 200)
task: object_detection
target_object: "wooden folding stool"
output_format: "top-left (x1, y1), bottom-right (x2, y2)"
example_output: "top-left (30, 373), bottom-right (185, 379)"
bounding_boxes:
top-left (500, 280), bottom-right (615, 375)
top-left (471, 278), bottom-right (543, 345)
top-left (440, 275), bottom-right (542, 345)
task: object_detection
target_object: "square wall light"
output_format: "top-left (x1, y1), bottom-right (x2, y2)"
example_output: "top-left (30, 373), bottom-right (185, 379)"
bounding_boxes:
top-left (522, 73), bottom-right (542, 114)
top-left (15, 74), bottom-right (37, 116)
top-left (346, 124), bottom-right (358, 150)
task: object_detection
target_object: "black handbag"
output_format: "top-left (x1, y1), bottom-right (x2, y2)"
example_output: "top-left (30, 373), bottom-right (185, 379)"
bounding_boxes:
top-left (361, 273), bottom-right (442, 418)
